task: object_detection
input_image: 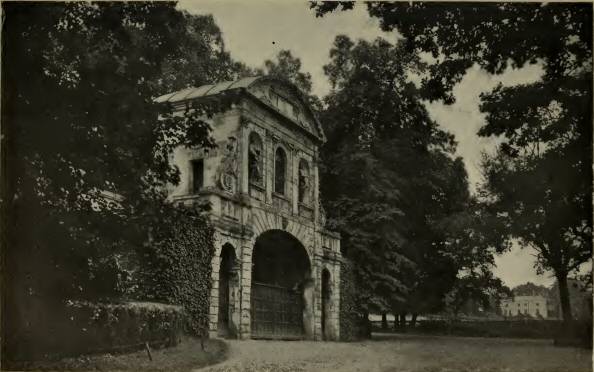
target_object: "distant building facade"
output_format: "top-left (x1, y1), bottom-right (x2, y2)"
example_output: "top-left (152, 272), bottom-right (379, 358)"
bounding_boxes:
top-left (156, 76), bottom-right (341, 341)
top-left (501, 295), bottom-right (548, 318)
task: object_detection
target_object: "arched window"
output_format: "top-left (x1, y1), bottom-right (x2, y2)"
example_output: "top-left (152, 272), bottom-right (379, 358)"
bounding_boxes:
top-left (274, 147), bottom-right (287, 195)
top-left (298, 159), bottom-right (310, 204)
top-left (248, 133), bottom-right (263, 186)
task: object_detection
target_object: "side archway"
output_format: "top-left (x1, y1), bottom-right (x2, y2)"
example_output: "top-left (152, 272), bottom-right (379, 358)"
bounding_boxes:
top-left (321, 268), bottom-right (332, 340)
top-left (218, 243), bottom-right (238, 338)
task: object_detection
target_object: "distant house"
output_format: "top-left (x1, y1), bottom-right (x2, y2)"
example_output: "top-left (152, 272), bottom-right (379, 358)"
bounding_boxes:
top-left (500, 295), bottom-right (548, 319)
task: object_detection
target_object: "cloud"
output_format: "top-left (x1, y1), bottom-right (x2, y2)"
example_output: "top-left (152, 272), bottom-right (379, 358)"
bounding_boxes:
top-left (177, 0), bottom-right (397, 97)
top-left (425, 63), bottom-right (544, 191)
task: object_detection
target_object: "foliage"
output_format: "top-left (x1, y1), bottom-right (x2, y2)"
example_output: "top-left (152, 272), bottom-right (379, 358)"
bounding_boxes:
top-left (6, 301), bottom-right (185, 363)
top-left (412, 320), bottom-right (566, 340)
top-left (258, 49), bottom-right (323, 112)
top-left (445, 270), bottom-right (510, 317)
top-left (313, 1), bottom-right (593, 324)
top-left (133, 205), bottom-right (216, 336)
top-left (2, 2), bottom-right (242, 358)
top-left (512, 282), bottom-right (550, 297)
top-left (338, 259), bottom-right (364, 341)
top-left (319, 35), bottom-right (473, 320)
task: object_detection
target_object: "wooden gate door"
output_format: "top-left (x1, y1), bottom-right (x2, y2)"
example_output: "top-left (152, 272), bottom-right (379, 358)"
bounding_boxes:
top-left (218, 272), bottom-right (230, 336)
top-left (250, 282), bottom-right (304, 339)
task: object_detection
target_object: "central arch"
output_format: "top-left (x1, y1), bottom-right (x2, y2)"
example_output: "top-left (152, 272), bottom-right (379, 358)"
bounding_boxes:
top-left (250, 230), bottom-right (313, 339)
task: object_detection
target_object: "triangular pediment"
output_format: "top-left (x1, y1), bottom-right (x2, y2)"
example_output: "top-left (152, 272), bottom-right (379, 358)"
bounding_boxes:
top-left (246, 78), bottom-right (323, 141)
top-left (154, 76), bottom-right (325, 142)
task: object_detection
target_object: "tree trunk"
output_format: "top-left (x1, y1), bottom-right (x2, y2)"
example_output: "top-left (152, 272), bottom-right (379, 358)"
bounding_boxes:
top-left (359, 313), bottom-right (372, 339)
top-left (556, 272), bottom-right (573, 324)
top-left (411, 313), bottom-right (418, 327)
top-left (399, 313), bottom-right (407, 329)
top-left (381, 313), bottom-right (388, 330)
top-left (393, 314), bottom-right (399, 331)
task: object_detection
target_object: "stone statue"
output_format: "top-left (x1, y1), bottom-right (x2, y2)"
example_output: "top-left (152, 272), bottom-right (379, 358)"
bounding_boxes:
top-left (218, 136), bottom-right (238, 193)
top-left (248, 141), bottom-right (263, 184)
top-left (298, 163), bottom-right (311, 204)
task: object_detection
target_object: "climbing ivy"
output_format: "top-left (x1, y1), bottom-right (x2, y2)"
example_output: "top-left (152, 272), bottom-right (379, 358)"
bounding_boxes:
top-left (339, 259), bottom-right (366, 341)
top-left (134, 204), bottom-right (215, 336)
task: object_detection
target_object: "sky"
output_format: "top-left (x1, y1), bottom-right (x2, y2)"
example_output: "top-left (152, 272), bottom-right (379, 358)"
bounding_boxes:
top-left (178, 0), bottom-right (560, 289)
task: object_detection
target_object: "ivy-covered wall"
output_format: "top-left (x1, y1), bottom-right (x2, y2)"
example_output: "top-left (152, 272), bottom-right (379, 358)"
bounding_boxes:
top-left (339, 259), bottom-right (364, 341)
top-left (135, 206), bottom-right (215, 336)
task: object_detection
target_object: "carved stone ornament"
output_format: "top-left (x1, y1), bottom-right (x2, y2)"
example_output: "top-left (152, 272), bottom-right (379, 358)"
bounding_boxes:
top-left (217, 136), bottom-right (239, 193)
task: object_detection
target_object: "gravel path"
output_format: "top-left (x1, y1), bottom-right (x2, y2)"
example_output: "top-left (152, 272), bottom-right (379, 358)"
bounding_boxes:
top-left (196, 333), bottom-right (591, 372)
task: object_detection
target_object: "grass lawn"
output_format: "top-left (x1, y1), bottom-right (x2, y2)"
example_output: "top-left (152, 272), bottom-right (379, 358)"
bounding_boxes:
top-left (9, 337), bottom-right (228, 371)
top-left (373, 333), bottom-right (592, 372)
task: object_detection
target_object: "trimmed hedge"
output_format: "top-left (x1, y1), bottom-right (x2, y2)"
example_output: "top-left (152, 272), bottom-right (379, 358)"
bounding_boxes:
top-left (375, 319), bottom-right (591, 346)
top-left (7, 301), bottom-right (185, 363)
top-left (413, 319), bottom-right (562, 339)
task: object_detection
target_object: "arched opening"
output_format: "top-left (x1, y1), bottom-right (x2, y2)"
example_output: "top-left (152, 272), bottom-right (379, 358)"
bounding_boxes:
top-left (250, 230), bottom-right (312, 339)
top-left (321, 268), bottom-right (331, 340)
top-left (218, 243), bottom-right (237, 338)
top-left (248, 132), bottom-right (263, 188)
top-left (274, 147), bottom-right (287, 195)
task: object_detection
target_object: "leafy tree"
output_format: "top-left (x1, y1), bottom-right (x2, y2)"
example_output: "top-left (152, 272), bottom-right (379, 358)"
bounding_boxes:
top-left (313, 1), bottom-right (593, 324)
top-left (2, 2), bottom-right (243, 357)
top-left (446, 269), bottom-right (510, 318)
top-left (512, 282), bottom-right (550, 297)
top-left (319, 35), bottom-right (472, 326)
top-left (257, 49), bottom-right (322, 112)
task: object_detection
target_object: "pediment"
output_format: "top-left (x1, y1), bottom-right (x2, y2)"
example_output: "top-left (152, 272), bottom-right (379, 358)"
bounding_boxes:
top-left (154, 76), bottom-right (325, 142)
top-left (246, 79), bottom-right (324, 142)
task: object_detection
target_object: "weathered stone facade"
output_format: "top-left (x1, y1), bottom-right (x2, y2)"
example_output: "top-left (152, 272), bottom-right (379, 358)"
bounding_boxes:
top-left (157, 77), bottom-right (341, 340)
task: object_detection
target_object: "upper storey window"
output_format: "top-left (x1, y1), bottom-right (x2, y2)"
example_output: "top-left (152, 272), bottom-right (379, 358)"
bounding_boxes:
top-left (248, 133), bottom-right (264, 187)
top-left (298, 159), bottom-right (311, 204)
top-left (274, 147), bottom-right (287, 195)
top-left (191, 159), bottom-right (204, 193)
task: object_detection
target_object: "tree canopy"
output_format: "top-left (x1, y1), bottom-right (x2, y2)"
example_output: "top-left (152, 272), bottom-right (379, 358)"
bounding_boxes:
top-left (319, 35), bottom-right (478, 318)
top-left (312, 0), bottom-right (593, 324)
top-left (2, 2), bottom-right (246, 355)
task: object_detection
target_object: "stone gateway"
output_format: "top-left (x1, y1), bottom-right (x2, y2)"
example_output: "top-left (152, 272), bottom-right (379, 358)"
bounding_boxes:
top-left (157, 76), bottom-right (342, 340)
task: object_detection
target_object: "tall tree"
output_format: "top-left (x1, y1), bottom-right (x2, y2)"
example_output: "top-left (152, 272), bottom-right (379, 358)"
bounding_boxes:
top-left (313, 1), bottom-right (593, 324)
top-left (319, 35), bottom-right (471, 322)
top-left (2, 2), bottom-right (243, 356)
top-left (258, 49), bottom-right (322, 112)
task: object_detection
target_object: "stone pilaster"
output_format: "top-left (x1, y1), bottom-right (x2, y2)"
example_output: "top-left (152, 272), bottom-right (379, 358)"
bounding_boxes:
top-left (208, 253), bottom-right (221, 336)
top-left (313, 255), bottom-right (323, 340)
top-left (239, 242), bottom-right (254, 339)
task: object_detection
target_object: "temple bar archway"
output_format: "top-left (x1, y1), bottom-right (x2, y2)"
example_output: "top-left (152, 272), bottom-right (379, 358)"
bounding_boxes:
top-left (250, 230), bottom-right (313, 339)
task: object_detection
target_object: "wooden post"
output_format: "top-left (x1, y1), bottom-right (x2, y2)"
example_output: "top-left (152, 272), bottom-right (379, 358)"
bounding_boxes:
top-left (145, 342), bottom-right (153, 361)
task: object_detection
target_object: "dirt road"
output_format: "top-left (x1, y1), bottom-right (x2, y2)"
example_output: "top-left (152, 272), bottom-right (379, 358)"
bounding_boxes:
top-left (196, 333), bottom-right (591, 372)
